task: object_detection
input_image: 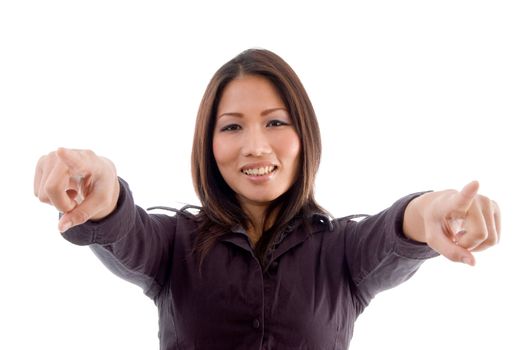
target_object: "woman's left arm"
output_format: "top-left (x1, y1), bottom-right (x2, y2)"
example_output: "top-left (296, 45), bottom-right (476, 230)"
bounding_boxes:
top-left (403, 181), bottom-right (501, 266)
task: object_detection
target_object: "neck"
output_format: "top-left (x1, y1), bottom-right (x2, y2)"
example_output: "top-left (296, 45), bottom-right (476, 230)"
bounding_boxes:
top-left (241, 202), bottom-right (276, 246)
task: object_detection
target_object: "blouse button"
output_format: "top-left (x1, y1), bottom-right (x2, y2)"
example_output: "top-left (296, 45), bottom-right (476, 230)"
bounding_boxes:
top-left (252, 319), bottom-right (260, 329)
top-left (270, 261), bottom-right (279, 271)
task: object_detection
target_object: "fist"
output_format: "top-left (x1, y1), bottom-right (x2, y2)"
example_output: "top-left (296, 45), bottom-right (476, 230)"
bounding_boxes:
top-left (34, 148), bottom-right (120, 232)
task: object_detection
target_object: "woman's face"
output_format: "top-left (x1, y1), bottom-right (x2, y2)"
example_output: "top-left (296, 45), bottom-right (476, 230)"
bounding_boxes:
top-left (213, 75), bottom-right (301, 211)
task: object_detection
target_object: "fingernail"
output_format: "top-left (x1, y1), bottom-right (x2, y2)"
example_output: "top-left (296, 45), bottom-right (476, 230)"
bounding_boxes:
top-left (59, 221), bottom-right (72, 233)
top-left (461, 257), bottom-right (474, 266)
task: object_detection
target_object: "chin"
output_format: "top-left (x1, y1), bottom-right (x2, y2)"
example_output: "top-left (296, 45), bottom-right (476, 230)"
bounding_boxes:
top-left (238, 192), bottom-right (282, 205)
top-left (247, 195), bottom-right (279, 204)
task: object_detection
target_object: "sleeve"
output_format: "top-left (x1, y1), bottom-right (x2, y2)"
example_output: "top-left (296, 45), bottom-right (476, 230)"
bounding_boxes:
top-left (61, 178), bottom-right (178, 299)
top-left (344, 192), bottom-right (440, 309)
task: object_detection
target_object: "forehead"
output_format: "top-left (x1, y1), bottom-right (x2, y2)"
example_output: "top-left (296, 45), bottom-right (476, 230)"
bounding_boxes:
top-left (217, 75), bottom-right (285, 114)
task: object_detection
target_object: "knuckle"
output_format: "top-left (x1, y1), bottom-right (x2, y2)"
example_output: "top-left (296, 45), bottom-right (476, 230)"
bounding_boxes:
top-left (37, 154), bottom-right (52, 171)
top-left (478, 194), bottom-right (490, 202)
top-left (460, 234), bottom-right (486, 250)
top-left (481, 229), bottom-right (489, 242)
top-left (37, 192), bottom-right (50, 204)
top-left (485, 233), bottom-right (499, 246)
top-left (44, 182), bottom-right (62, 198)
top-left (472, 229), bottom-right (488, 242)
top-left (492, 200), bottom-right (501, 213)
top-left (104, 157), bottom-right (117, 172)
top-left (37, 155), bottom-right (48, 166)
top-left (84, 149), bottom-right (97, 159)
top-left (481, 196), bottom-right (492, 209)
top-left (48, 150), bottom-right (59, 161)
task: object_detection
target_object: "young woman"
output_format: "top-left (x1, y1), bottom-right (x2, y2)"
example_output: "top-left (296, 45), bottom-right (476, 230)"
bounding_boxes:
top-left (34, 49), bottom-right (501, 349)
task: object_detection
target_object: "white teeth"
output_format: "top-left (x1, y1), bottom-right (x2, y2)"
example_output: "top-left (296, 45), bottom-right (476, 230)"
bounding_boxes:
top-left (242, 166), bottom-right (276, 176)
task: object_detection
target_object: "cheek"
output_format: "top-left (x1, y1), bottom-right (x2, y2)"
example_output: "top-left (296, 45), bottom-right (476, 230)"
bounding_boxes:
top-left (212, 135), bottom-right (234, 167)
top-left (282, 132), bottom-right (301, 162)
top-left (212, 135), bottom-right (225, 165)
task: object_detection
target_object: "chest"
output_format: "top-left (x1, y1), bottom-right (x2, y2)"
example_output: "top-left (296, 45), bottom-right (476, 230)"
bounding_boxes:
top-left (163, 237), bottom-right (357, 349)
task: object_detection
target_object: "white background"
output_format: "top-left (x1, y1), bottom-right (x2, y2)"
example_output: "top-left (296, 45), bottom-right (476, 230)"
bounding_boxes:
top-left (1, 1), bottom-right (525, 349)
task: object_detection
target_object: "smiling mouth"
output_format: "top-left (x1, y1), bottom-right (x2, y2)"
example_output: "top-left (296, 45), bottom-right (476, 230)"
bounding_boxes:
top-left (241, 165), bottom-right (278, 176)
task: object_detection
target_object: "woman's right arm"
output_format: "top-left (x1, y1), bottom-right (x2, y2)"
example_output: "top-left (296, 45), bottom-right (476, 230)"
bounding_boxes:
top-left (34, 148), bottom-right (177, 299)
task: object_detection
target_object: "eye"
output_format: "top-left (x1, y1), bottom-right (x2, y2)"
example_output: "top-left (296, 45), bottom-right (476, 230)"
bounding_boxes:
top-left (267, 119), bottom-right (289, 127)
top-left (220, 124), bottom-right (241, 132)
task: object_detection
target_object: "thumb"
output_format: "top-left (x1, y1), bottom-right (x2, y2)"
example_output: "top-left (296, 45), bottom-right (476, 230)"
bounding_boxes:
top-left (58, 194), bottom-right (102, 232)
top-left (58, 176), bottom-right (119, 232)
top-left (451, 180), bottom-right (480, 213)
top-left (427, 224), bottom-right (477, 266)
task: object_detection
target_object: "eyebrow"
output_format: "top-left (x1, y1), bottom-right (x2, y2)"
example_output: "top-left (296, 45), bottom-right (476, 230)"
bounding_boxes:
top-left (217, 107), bottom-right (288, 119)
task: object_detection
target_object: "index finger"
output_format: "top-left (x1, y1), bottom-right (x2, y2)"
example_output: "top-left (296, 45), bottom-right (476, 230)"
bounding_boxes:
top-left (56, 148), bottom-right (93, 177)
top-left (450, 181), bottom-right (480, 214)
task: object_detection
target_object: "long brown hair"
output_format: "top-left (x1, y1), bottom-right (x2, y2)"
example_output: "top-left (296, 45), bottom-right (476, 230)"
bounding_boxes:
top-left (191, 48), bottom-right (326, 268)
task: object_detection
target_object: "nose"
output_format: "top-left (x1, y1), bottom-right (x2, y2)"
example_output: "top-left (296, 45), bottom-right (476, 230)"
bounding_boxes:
top-left (241, 126), bottom-right (271, 157)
